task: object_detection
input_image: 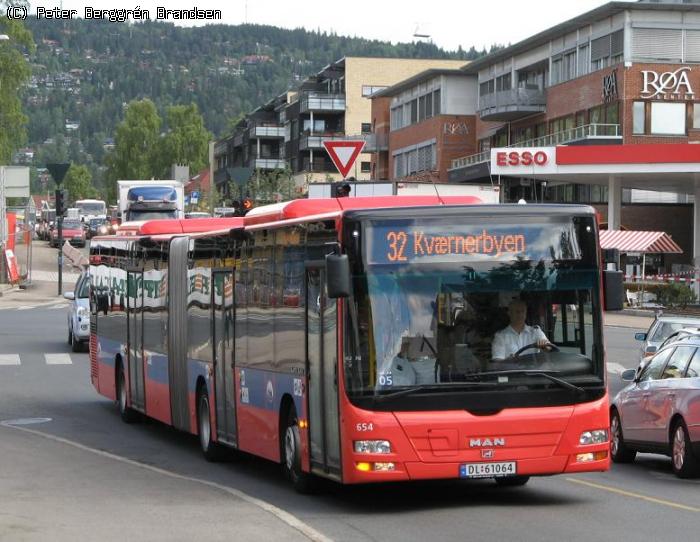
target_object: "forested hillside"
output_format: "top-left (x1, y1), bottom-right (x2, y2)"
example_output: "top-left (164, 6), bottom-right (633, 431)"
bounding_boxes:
top-left (20, 18), bottom-right (496, 190)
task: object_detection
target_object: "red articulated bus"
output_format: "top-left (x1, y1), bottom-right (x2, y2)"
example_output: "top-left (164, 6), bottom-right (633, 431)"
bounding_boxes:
top-left (89, 197), bottom-right (610, 492)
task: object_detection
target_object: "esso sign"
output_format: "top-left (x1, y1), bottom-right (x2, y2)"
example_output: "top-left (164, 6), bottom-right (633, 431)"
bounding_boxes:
top-left (495, 150), bottom-right (549, 167)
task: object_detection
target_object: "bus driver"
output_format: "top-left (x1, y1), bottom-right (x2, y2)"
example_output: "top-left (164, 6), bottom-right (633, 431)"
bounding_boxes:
top-left (492, 299), bottom-right (552, 361)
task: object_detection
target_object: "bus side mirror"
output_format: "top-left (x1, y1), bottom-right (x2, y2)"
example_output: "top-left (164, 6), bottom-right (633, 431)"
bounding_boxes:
top-left (326, 254), bottom-right (350, 299)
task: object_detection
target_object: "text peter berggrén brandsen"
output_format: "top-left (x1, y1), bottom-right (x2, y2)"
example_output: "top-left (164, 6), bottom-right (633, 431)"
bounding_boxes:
top-left (35, 7), bottom-right (223, 22)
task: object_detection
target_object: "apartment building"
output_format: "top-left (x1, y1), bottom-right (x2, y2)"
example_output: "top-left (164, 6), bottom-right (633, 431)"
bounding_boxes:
top-left (214, 57), bottom-right (467, 194)
top-left (369, 69), bottom-right (478, 183)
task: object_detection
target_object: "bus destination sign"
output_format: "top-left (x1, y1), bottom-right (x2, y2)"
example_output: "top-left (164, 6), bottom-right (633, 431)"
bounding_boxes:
top-left (366, 220), bottom-right (581, 265)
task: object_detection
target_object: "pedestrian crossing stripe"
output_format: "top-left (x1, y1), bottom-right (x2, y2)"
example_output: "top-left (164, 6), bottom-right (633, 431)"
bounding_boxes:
top-left (45, 353), bottom-right (73, 365)
top-left (0, 354), bottom-right (80, 365)
top-left (0, 354), bottom-right (21, 365)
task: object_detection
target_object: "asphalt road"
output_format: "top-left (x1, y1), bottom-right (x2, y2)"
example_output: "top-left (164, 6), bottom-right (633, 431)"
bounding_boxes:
top-left (1, 306), bottom-right (698, 541)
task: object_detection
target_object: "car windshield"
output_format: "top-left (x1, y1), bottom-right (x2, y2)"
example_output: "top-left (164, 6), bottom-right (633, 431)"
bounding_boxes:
top-left (77, 276), bottom-right (90, 298)
top-left (78, 202), bottom-right (105, 214)
top-left (651, 321), bottom-right (694, 342)
top-left (344, 215), bottom-right (604, 407)
top-left (63, 222), bottom-right (81, 229)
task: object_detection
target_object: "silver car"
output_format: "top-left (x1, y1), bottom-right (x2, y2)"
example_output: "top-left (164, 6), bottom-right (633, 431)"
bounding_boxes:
top-left (634, 315), bottom-right (700, 360)
top-left (64, 271), bottom-right (90, 352)
top-left (610, 334), bottom-right (700, 478)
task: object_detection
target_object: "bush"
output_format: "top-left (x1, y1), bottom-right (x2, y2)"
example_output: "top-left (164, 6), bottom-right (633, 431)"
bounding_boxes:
top-left (624, 282), bottom-right (697, 309)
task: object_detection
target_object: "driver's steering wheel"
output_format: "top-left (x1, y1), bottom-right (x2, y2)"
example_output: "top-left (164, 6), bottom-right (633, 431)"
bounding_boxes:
top-left (512, 342), bottom-right (560, 358)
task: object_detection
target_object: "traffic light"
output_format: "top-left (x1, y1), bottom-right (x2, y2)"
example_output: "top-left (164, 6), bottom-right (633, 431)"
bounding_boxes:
top-left (55, 189), bottom-right (66, 216)
top-left (243, 198), bottom-right (253, 213)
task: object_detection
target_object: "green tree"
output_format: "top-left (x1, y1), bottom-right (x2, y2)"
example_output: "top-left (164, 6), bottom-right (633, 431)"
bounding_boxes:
top-left (0, 2), bottom-right (34, 163)
top-left (105, 99), bottom-right (161, 184)
top-left (64, 163), bottom-right (96, 201)
top-left (158, 104), bottom-right (211, 178)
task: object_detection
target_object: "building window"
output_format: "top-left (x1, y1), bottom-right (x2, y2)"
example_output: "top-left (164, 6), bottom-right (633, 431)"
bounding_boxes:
top-left (651, 102), bottom-right (686, 135)
top-left (496, 73), bottom-right (511, 92)
top-left (694, 104), bottom-right (700, 130)
top-left (361, 123), bottom-right (372, 134)
top-left (633, 102), bottom-right (645, 134)
top-left (362, 85), bottom-right (387, 97)
top-left (410, 100), bottom-right (418, 124)
top-left (360, 161), bottom-right (371, 173)
top-left (433, 89), bottom-right (441, 115)
top-left (418, 95), bottom-right (426, 122)
top-left (426, 94), bottom-right (433, 118)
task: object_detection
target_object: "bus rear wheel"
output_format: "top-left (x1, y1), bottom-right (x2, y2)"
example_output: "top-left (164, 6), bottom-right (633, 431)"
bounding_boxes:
top-left (282, 407), bottom-right (316, 493)
top-left (117, 362), bottom-right (139, 423)
top-left (197, 387), bottom-right (224, 462)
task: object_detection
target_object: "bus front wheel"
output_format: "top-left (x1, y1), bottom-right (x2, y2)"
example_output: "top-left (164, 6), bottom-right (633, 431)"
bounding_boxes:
top-left (282, 407), bottom-right (316, 494)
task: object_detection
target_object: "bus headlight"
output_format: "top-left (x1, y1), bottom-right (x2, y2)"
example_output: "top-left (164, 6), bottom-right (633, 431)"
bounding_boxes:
top-left (579, 429), bottom-right (608, 445)
top-left (354, 440), bottom-right (392, 454)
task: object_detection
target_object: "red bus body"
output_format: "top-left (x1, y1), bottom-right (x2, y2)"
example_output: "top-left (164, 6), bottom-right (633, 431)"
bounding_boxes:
top-left (90, 197), bottom-right (609, 486)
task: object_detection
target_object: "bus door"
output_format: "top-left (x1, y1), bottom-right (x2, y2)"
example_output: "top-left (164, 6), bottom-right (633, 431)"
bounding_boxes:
top-left (126, 269), bottom-right (145, 411)
top-left (212, 270), bottom-right (237, 445)
top-left (305, 266), bottom-right (341, 477)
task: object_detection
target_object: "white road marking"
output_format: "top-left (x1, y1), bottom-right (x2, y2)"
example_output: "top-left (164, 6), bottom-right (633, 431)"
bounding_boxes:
top-left (16, 306), bottom-right (35, 310)
top-left (0, 423), bottom-right (332, 542)
top-left (49, 304), bottom-right (67, 310)
top-left (0, 354), bottom-right (21, 365)
top-left (45, 353), bottom-right (73, 365)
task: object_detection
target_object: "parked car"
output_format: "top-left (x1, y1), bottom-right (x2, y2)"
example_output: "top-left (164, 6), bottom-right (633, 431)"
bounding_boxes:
top-left (634, 315), bottom-right (700, 360)
top-left (64, 271), bottom-right (90, 352)
top-left (50, 220), bottom-right (86, 247)
top-left (611, 333), bottom-right (700, 478)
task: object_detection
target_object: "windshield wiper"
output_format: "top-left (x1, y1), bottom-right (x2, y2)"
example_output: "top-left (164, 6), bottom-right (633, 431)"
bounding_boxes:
top-left (467, 369), bottom-right (586, 394)
top-left (372, 382), bottom-right (497, 402)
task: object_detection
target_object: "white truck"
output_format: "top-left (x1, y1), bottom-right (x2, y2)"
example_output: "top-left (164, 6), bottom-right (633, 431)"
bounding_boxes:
top-left (307, 181), bottom-right (500, 203)
top-left (117, 180), bottom-right (185, 222)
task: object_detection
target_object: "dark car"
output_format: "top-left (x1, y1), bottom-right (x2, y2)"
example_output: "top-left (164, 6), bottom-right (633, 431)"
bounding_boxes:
top-left (611, 332), bottom-right (700, 478)
top-left (87, 218), bottom-right (110, 239)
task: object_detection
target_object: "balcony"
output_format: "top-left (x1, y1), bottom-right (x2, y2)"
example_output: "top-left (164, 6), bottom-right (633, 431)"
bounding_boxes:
top-left (450, 124), bottom-right (622, 170)
top-left (251, 123), bottom-right (285, 138)
top-left (300, 92), bottom-right (345, 113)
top-left (479, 87), bottom-right (546, 121)
top-left (255, 158), bottom-right (287, 169)
top-left (362, 132), bottom-right (388, 153)
top-left (299, 132), bottom-right (346, 150)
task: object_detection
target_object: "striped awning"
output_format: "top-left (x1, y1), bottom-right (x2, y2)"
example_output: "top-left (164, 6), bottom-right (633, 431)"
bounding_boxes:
top-left (599, 230), bottom-right (683, 254)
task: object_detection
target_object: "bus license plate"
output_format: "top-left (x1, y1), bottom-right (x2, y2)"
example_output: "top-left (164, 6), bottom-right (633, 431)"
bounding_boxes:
top-left (459, 462), bottom-right (516, 478)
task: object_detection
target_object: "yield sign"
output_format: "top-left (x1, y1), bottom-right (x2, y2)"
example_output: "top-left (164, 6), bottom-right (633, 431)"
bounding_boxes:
top-left (323, 140), bottom-right (365, 178)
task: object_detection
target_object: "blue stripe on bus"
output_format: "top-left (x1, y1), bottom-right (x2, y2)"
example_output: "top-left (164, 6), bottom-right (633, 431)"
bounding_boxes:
top-left (145, 351), bottom-right (169, 384)
top-left (188, 360), bottom-right (210, 393)
top-left (97, 337), bottom-right (122, 367)
top-left (239, 367), bottom-right (302, 415)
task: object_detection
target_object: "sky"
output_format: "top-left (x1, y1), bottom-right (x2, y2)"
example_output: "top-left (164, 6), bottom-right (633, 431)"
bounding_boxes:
top-left (30, 0), bottom-right (611, 52)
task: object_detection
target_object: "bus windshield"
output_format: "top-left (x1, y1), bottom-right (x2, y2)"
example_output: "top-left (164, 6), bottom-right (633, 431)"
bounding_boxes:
top-left (345, 214), bottom-right (604, 407)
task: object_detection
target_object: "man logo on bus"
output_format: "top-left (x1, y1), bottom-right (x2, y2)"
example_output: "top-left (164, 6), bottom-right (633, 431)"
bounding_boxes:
top-left (469, 438), bottom-right (505, 447)
top-left (266, 380), bottom-right (274, 403)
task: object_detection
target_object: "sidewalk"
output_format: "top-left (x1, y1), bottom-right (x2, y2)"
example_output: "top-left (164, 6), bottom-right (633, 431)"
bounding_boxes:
top-left (604, 310), bottom-right (655, 329)
top-left (0, 278), bottom-right (76, 307)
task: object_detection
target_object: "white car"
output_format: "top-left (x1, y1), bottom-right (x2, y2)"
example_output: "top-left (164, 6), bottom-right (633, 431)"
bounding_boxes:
top-left (64, 271), bottom-right (90, 352)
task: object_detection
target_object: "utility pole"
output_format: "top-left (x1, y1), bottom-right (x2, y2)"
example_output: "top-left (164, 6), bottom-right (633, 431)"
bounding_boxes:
top-left (46, 163), bottom-right (70, 295)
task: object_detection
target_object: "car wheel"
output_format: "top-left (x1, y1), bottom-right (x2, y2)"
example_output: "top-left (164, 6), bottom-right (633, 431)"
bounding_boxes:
top-left (671, 420), bottom-right (700, 479)
top-left (117, 362), bottom-right (139, 423)
top-left (610, 409), bottom-right (636, 463)
top-left (495, 476), bottom-right (530, 487)
top-left (197, 386), bottom-right (225, 462)
top-left (71, 332), bottom-right (81, 352)
top-left (282, 406), bottom-right (317, 493)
